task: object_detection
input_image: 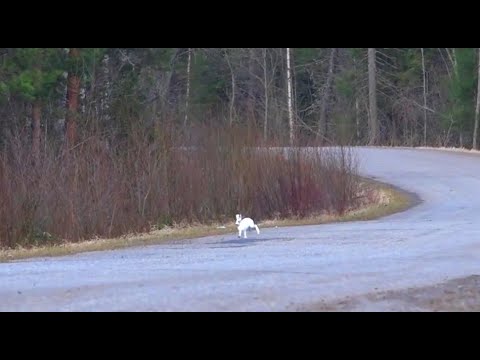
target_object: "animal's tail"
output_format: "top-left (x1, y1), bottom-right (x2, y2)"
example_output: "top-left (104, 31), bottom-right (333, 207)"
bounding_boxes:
top-left (255, 225), bottom-right (260, 234)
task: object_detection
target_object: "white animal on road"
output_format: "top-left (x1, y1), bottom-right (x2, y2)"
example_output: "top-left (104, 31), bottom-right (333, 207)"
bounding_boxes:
top-left (235, 214), bottom-right (260, 238)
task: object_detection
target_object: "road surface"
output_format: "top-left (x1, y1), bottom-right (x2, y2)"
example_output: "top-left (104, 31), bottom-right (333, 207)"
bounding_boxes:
top-left (1, 148), bottom-right (480, 311)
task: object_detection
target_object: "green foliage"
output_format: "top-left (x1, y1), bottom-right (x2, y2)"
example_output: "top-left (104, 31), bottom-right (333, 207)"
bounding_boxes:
top-left (77, 48), bottom-right (107, 85)
top-left (445, 48), bottom-right (477, 131)
top-left (191, 51), bottom-right (226, 106)
top-left (2, 48), bottom-right (65, 102)
top-left (0, 81), bottom-right (9, 103)
top-left (294, 48), bottom-right (320, 66)
top-left (0, 47), bottom-right (479, 148)
top-left (292, 49), bottom-right (320, 123)
top-left (395, 48), bottom-right (422, 87)
top-left (349, 48), bottom-right (365, 59)
top-left (336, 68), bottom-right (356, 99)
top-left (144, 48), bottom-right (177, 70)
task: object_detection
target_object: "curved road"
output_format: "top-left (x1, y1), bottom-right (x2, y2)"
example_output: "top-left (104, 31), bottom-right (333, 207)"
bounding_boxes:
top-left (1, 148), bottom-right (480, 311)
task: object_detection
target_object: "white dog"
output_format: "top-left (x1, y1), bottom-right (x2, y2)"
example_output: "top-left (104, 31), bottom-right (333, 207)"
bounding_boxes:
top-left (235, 214), bottom-right (260, 238)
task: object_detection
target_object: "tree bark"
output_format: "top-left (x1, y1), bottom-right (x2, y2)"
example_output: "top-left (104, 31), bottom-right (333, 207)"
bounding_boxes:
top-left (318, 48), bottom-right (337, 142)
top-left (66, 48), bottom-right (81, 146)
top-left (286, 48), bottom-right (295, 145)
top-left (452, 48), bottom-right (458, 77)
top-left (263, 48), bottom-right (268, 140)
top-left (353, 55), bottom-right (361, 142)
top-left (247, 48), bottom-right (256, 122)
top-left (473, 48), bottom-right (480, 149)
top-left (100, 54), bottom-right (111, 123)
top-left (224, 49), bottom-right (236, 125)
top-left (421, 48), bottom-right (428, 146)
top-left (355, 98), bottom-right (360, 141)
top-left (184, 48), bottom-right (192, 127)
top-left (368, 48), bottom-right (379, 145)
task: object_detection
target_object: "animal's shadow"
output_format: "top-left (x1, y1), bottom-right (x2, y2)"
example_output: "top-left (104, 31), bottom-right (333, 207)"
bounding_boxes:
top-left (207, 236), bottom-right (295, 248)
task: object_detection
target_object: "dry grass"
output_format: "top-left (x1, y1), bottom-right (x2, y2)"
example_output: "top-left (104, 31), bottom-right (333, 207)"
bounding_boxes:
top-left (360, 145), bottom-right (480, 156)
top-left (0, 224), bottom-right (235, 262)
top-left (416, 145), bottom-right (480, 152)
top-left (0, 124), bottom-right (359, 248)
top-left (415, 146), bottom-right (480, 155)
top-left (0, 178), bottom-right (413, 263)
top-left (258, 178), bottom-right (412, 227)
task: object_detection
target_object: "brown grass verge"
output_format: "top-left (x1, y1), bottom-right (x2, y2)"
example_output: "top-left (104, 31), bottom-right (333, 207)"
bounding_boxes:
top-left (0, 178), bottom-right (414, 263)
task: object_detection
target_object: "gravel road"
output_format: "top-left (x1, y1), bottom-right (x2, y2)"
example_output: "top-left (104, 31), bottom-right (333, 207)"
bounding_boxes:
top-left (1, 147), bottom-right (480, 311)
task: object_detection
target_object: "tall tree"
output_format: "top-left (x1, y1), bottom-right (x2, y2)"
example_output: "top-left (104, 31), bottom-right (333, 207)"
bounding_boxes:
top-left (286, 48), bottom-right (294, 144)
top-left (1, 48), bottom-right (480, 149)
top-left (473, 48), bottom-right (480, 149)
top-left (368, 48), bottom-right (378, 145)
top-left (263, 48), bottom-right (268, 140)
top-left (318, 48), bottom-right (337, 141)
top-left (247, 48), bottom-right (256, 122)
top-left (421, 48), bottom-right (428, 146)
top-left (65, 48), bottom-right (81, 146)
top-left (447, 48), bottom-right (476, 147)
top-left (2, 48), bottom-right (63, 159)
top-left (184, 48), bottom-right (192, 126)
top-left (223, 48), bottom-right (236, 125)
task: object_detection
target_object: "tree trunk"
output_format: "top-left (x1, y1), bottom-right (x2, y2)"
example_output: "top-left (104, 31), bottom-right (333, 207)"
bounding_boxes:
top-left (421, 48), bottom-right (428, 146)
top-left (318, 48), bottom-right (337, 142)
top-left (32, 100), bottom-right (41, 161)
top-left (66, 48), bottom-right (81, 147)
top-left (263, 48), bottom-right (268, 141)
top-left (368, 48), bottom-right (379, 145)
top-left (247, 48), bottom-right (256, 122)
top-left (353, 56), bottom-right (361, 142)
top-left (101, 54), bottom-right (111, 122)
top-left (473, 48), bottom-right (480, 149)
top-left (286, 48), bottom-right (295, 145)
top-left (157, 48), bottom-right (180, 117)
top-left (452, 48), bottom-right (458, 77)
top-left (224, 49), bottom-right (236, 125)
top-left (445, 48), bottom-right (457, 77)
top-left (355, 97), bottom-right (360, 141)
top-left (184, 48), bottom-right (192, 127)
